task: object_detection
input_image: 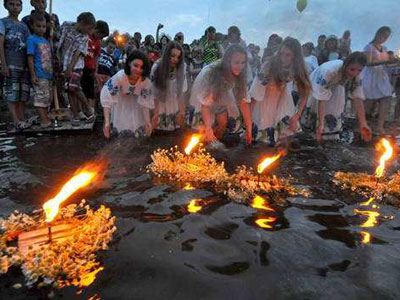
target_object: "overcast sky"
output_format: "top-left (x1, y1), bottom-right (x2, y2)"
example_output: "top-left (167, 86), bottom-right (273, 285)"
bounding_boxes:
top-left (2, 0), bottom-right (399, 51)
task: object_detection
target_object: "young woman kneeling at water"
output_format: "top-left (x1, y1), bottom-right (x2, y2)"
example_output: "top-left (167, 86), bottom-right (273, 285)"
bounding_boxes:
top-left (250, 37), bottom-right (312, 147)
top-left (302, 52), bottom-right (372, 143)
top-left (190, 44), bottom-right (252, 148)
top-left (101, 51), bottom-right (154, 138)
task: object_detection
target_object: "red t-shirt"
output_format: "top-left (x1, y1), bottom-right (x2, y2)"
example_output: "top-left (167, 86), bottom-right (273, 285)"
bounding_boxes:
top-left (84, 34), bottom-right (101, 70)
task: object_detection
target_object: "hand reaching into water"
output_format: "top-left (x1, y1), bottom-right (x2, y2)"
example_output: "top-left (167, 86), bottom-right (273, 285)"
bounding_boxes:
top-left (360, 125), bottom-right (372, 142)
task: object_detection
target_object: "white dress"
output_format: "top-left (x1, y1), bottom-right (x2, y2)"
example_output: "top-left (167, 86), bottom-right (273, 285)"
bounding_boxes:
top-left (190, 62), bottom-right (250, 133)
top-left (100, 70), bottom-right (154, 137)
top-left (150, 62), bottom-right (188, 131)
top-left (249, 62), bottom-right (297, 143)
top-left (304, 55), bottom-right (319, 74)
top-left (361, 44), bottom-right (393, 99)
top-left (302, 60), bottom-right (365, 137)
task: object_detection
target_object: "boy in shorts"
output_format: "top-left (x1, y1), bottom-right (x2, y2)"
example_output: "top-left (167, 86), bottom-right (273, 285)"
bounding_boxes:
top-left (57, 12), bottom-right (95, 124)
top-left (0, 0), bottom-right (31, 129)
top-left (27, 12), bottom-right (52, 127)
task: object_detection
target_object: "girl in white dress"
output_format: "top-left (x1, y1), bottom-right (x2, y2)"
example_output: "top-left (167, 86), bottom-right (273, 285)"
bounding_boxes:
top-left (151, 41), bottom-right (187, 131)
top-left (190, 44), bottom-right (253, 147)
top-left (302, 52), bottom-right (372, 143)
top-left (361, 26), bottom-right (394, 135)
top-left (101, 51), bottom-right (154, 138)
top-left (250, 37), bottom-right (312, 146)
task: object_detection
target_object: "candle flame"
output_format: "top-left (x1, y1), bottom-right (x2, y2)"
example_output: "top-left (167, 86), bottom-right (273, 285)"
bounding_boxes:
top-left (184, 135), bottom-right (201, 155)
top-left (354, 209), bottom-right (380, 228)
top-left (360, 197), bottom-right (374, 206)
top-left (188, 199), bottom-right (202, 213)
top-left (255, 217), bottom-right (277, 229)
top-left (257, 152), bottom-right (283, 174)
top-left (43, 162), bottom-right (107, 223)
top-left (375, 138), bottom-right (393, 178)
top-left (250, 195), bottom-right (275, 212)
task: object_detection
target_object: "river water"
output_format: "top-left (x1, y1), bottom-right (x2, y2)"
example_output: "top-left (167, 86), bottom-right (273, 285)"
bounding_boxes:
top-left (1, 123), bottom-right (400, 300)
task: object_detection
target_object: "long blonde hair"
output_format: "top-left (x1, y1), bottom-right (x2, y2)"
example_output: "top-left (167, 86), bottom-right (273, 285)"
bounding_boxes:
top-left (267, 37), bottom-right (312, 98)
top-left (208, 44), bottom-right (248, 103)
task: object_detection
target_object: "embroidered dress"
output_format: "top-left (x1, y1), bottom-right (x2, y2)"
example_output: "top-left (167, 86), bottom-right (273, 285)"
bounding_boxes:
top-left (150, 62), bottom-right (187, 131)
top-left (190, 62), bottom-right (250, 134)
top-left (100, 70), bottom-right (154, 137)
top-left (302, 60), bottom-right (365, 139)
top-left (249, 61), bottom-right (297, 144)
top-left (361, 44), bottom-right (393, 100)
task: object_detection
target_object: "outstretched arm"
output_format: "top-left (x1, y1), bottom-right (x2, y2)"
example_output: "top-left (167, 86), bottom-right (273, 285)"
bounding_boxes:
top-left (239, 100), bottom-right (252, 145)
top-left (353, 97), bottom-right (372, 141)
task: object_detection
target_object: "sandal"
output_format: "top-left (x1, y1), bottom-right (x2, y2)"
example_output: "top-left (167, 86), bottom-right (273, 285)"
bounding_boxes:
top-left (16, 121), bottom-right (32, 130)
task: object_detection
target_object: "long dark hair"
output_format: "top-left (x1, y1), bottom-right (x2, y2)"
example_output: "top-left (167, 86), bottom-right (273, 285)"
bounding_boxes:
top-left (152, 41), bottom-right (185, 102)
top-left (370, 26), bottom-right (391, 44)
top-left (124, 50), bottom-right (150, 79)
top-left (208, 44), bottom-right (248, 103)
top-left (268, 37), bottom-right (312, 98)
top-left (341, 51), bottom-right (367, 93)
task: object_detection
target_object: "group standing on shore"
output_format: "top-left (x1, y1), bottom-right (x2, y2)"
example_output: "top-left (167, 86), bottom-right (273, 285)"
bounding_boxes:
top-left (1, 0), bottom-right (400, 150)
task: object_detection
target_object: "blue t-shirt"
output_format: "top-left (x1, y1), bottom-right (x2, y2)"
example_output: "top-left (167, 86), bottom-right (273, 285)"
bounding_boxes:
top-left (27, 34), bottom-right (53, 80)
top-left (0, 17), bottom-right (30, 69)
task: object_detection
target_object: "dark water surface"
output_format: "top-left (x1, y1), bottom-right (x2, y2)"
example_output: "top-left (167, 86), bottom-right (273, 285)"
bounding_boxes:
top-left (1, 124), bottom-right (400, 300)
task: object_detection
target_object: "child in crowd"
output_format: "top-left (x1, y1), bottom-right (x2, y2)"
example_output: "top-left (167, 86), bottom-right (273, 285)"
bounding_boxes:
top-left (250, 37), bottom-right (312, 147)
top-left (57, 12), bottom-right (96, 124)
top-left (100, 51), bottom-right (153, 138)
top-left (151, 41), bottom-right (187, 130)
top-left (0, 0), bottom-right (31, 129)
top-left (82, 20), bottom-right (109, 109)
top-left (97, 38), bottom-right (117, 90)
top-left (27, 12), bottom-right (53, 127)
top-left (22, 0), bottom-right (59, 41)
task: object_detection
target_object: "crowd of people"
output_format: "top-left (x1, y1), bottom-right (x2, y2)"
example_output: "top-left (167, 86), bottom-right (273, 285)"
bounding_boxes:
top-left (1, 0), bottom-right (400, 150)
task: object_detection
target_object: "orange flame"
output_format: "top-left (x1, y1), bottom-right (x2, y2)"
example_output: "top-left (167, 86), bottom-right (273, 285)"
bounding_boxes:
top-left (250, 196), bottom-right (275, 212)
top-left (375, 138), bottom-right (393, 178)
top-left (43, 162), bottom-right (107, 223)
top-left (360, 231), bottom-right (371, 244)
top-left (255, 217), bottom-right (277, 229)
top-left (257, 152), bottom-right (283, 174)
top-left (188, 199), bottom-right (202, 213)
top-left (184, 135), bottom-right (201, 155)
